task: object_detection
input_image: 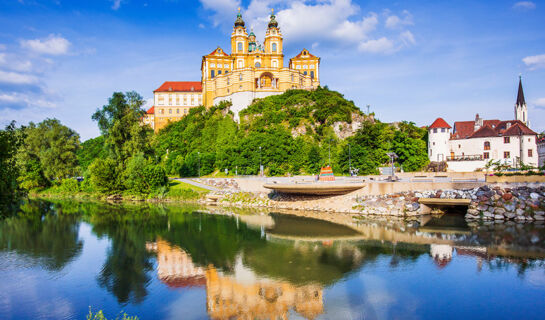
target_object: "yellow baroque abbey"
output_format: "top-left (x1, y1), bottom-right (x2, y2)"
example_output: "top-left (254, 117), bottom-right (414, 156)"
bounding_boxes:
top-left (145, 9), bottom-right (320, 132)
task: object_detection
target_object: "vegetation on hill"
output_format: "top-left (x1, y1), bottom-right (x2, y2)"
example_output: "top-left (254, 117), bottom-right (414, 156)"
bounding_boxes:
top-left (155, 87), bottom-right (429, 176)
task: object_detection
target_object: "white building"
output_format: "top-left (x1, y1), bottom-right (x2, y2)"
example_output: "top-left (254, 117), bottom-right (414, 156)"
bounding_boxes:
top-left (428, 78), bottom-right (538, 172)
top-left (538, 137), bottom-right (545, 168)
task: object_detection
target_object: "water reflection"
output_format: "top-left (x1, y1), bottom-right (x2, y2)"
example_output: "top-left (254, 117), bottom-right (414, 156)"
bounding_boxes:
top-left (0, 199), bottom-right (544, 319)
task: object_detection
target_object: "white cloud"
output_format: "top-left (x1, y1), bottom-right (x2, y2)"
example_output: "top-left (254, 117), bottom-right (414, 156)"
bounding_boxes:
top-left (513, 1), bottom-right (536, 10)
top-left (533, 98), bottom-right (545, 108)
top-left (400, 30), bottom-right (416, 46)
top-left (0, 70), bottom-right (38, 84)
top-left (522, 54), bottom-right (545, 70)
top-left (111, 0), bottom-right (122, 10)
top-left (358, 37), bottom-right (395, 54)
top-left (385, 10), bottom-right (413, 29)
top-left (0, 53), bottom-right (5, 64)
top-left (20, 34), bottom-right (70, 55)
top-left (200, 0), bottom-right (415, 55)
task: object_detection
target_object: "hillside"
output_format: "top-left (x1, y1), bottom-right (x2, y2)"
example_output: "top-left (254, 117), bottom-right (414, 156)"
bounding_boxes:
top-left (153, 87), bottom-right (428, 176)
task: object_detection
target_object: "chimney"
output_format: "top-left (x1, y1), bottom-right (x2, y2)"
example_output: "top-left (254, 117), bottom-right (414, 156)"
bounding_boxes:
top-left (474, 114), bottom-right (483, 131)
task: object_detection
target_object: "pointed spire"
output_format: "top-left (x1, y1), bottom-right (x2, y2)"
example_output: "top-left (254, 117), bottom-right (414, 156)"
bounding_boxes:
top-left (516, 75), bottom-right (526, 106)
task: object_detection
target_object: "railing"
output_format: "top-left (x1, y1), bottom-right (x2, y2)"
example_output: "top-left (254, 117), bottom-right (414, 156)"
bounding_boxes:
top-left (446, 154), bottom-right (483, 161)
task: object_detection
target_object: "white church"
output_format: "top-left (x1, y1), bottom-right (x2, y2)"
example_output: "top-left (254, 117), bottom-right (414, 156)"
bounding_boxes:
top-left (428, 77), bottom-right (539, 172)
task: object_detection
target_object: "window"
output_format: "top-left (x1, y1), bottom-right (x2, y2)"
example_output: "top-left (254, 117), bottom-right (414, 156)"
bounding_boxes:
top-left (483, 152), bottom-right (489, 159)
top-left (176, 95), bottom-right (180, 105)
top-left (291, 74), bottom-right (294, 82)
top-left (528, 149), bottom-right (533, 157)
top-left (432, 142), bottom-right (435, 146)
top-left (158, 95), bottom-right (164, 105)
top-left (255, 62), bottom-right (261, 67)
top-left (310, 71), bottom-right (314, 79)
top-left (433, 128), bottom-right (437, 133)
top-left (160, 109), bottom-right (164, 114)
top-left (218, 70), bottom-right (222, 75)
top-left (239, 73), bottom-right (243, 81)
top-left (198, 96), bottom-right (202, 104)
top-left (237, 42), bottom-right (243, 52)
top-left (303, 71), bottom-right (307, 75)
top-left (272, 60), bottom-right (277, 68)
top-left (504, 151), bottom-right (510, 159)
top-left (225, 70), bottom-right (228, 74)
top-left (272, 43), bottom-right (277, 52)
top-left (504, 137), bottom-right (510, 143)
top-left (441, 128), bottom-right (445, 132)
top-left (169, 94), bottom-right (173, 105)
top-left (211, 70), bottom-right (215, 78)
top-left (169, 109), bottom-right (172, 114)
top-left (238, 60), bottom-right (243, 68)
top-left (458, 144), bottom-right (461, 149)
top-left (227, 77), bottom-right (230, 85)
top-left (183, 95), bottom-right (187, 105)
top-left (484, 141), bottom-right (490, 150)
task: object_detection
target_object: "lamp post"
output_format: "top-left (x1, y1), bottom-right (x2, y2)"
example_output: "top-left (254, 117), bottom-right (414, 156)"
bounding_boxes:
top-left (386, 152), bottom-right (398, 181)
top-left (197, 152), bottom-right (201, 177)
top-left (348, 144), bottom-right (351, 176)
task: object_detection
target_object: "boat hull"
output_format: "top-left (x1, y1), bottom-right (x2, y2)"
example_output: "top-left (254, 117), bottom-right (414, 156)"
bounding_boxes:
top-left (263, 183), bottom-right (365, 195)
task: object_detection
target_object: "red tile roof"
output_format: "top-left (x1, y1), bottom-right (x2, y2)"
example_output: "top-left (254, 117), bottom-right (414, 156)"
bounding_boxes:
top-left (146, 106), bottom-right (155, 114)
top-left (206, 47), bottom-right (229, 57)
top-left (154, 81), bottom-right (202, 93)
top-left (429, 118), bottom-right (451, 129)
top-left (453, 119), bottom-right (536, 139)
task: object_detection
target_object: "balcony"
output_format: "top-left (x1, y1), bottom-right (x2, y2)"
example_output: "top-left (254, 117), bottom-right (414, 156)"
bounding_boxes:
top-left (446, 154), bottom-right (483, 161)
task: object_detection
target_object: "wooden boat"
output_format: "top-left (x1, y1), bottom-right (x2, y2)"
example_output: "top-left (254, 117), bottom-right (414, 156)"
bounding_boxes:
top-left (263, 182), bottom-right (365, 195)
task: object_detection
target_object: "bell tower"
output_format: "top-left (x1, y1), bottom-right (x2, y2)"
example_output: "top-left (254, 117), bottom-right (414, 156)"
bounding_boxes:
top-left (514, 75), bottom-right (528, 126)
top-left (230, 8), bottom-right (248, 55)
top-left (264, 9), bottom-right (283, 68)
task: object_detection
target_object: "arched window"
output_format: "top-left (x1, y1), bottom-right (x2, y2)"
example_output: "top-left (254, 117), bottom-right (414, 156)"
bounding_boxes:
top-left (303, 71), bottom-right (307, 75)
top-left (211, 70), bottom-right (215, 78)
top-left (291, 74), bottom-right (294, 82)
top-left (272, 43), bottom-right (277, 52)
top-left (238, 60), bottom-right (243, 68)
top-left (239, 73), bottom-right (243, 81)
top-left (272, 60), bottom-right (277, 68)
top-left (237, 42), bottom-right (243, 52)
top-left (484, 141), bottom-right (490, 150)
top-left (255, 62), bottom-right (261, 67)
top-left (310, 71), bottom-right (314, 79)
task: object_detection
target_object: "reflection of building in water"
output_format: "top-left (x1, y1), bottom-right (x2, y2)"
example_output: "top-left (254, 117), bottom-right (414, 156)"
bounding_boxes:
top-left (146, 239), bottom-right (206, 288)
top-left (147, 239), bottom-right (324, 319)
top-left (430, 244), bottom-right (453, 268)
top-left (206, 259), bottom-right (323, 320)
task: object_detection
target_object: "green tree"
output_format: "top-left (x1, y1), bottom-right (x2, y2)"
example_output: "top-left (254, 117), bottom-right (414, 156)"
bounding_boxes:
top-left (123, 154), bottom-right (168, 194)
top-left (88, 158), bottom-right (120, 193)
top-left (92, 91), bottom-right (152, 165)
top-left (78, 135), bottom-right (108, 171)
top-left (17, 118), bottom-right (80, 183)
top-left (0, 122), bottom-right (24, 213)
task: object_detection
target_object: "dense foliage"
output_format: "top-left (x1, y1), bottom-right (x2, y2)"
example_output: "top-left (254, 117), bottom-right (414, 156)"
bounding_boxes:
top-left (77, 135), bottom-right (107, 171)
top-left (17, 119), bottom-right (80, 190)
top-left (155, 87), bottom-right (429, 176)
top-left (0, 122), bottom-right (24, 213)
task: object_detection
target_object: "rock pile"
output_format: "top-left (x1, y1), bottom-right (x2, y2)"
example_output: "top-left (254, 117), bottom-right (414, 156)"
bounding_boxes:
top-left (466, 185), bottom-right (545, 222)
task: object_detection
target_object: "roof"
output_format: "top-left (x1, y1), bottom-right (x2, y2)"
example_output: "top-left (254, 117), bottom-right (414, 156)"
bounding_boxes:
top-left (154, 81), bottom-right (202, 92)
top-left (292, 49), bottom-right (317, 59)
top-left (453, 119), bottom-right (536, 139)
top-left (146, 106), bottom-right (155, 114)
top-left (160, 276), bottom-right (206, 288)
top-left (516, 76), bottom-right (526, 106)
top-left (429, 118), bottom-right (451, 129)
top-left (206, 47), bottom-right (229, 57)
top-left (452, 119), bottom-right (500, 139)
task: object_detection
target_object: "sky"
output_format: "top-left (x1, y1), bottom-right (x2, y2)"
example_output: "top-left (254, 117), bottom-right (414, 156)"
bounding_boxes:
top-left (0, 0), bottom-right (544, 141)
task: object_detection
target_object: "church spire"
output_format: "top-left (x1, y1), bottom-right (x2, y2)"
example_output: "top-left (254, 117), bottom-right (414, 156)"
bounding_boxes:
top-left (516, 75), bottom-right (526, 106)
top-left (234, 7), bottom-right (245, 27)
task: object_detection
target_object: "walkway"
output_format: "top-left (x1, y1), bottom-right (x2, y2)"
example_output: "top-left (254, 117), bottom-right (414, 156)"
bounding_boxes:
top-left (175, 178), bottom-right (220, 192)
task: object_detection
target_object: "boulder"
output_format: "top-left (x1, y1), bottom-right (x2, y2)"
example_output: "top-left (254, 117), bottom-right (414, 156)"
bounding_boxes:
top-left (530, 193), bottom-right (539, 199)
top-left (502, 193), bottom-right (513, 201)
top-left (516, 208), bottom-right (525, 216)
top-left (494, 208), bottom-right (506, 215)
top-left (504, 203), bottom-right (516, 212)
top-left (494, 215), bottom-right (505, 220)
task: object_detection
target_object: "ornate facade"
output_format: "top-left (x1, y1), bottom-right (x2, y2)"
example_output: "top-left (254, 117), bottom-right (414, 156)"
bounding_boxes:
top-left (144, 10), bottom-right (320, 131)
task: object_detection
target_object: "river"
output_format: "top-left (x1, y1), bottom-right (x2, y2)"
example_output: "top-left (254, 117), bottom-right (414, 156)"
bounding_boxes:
top-left (0, 199), bottom-right (544, 319)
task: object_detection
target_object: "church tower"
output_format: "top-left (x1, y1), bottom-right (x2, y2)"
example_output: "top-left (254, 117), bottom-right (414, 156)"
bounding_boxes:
top-left (514, 76), bottom-right (528, 126)
top-left (263, 9), bottom-right (284, 68)
top-left (230, 9), bottom-right (248, 56)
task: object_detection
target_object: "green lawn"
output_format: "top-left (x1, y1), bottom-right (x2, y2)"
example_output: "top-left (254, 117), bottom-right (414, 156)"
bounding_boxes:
top-left (169, 180), bottom-right (210, 193)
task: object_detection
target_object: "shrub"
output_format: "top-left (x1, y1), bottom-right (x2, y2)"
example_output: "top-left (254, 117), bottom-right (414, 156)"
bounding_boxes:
top-left (59, 178), bottom-right (80, 193)
top-left (124, 154), bottom-right (168, 194)
top-left (89, 158), bottom-right (120, 193)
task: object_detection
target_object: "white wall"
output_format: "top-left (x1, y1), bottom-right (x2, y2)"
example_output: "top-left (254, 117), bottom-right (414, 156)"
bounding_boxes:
top-left (213, 91), bottom-right (283, 121)
top-left (428, 128), bottom-right (450, 161)
top-left (538, 141), bottom-right (545, 168)
top-left (446, 160), bottom-right (486, 172)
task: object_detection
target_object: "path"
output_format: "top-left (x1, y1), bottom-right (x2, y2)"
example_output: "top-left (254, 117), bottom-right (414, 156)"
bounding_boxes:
top-left (175, 178), bottom-right (220, 191)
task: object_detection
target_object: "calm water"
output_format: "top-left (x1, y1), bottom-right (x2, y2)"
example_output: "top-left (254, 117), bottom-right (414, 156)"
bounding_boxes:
top-left (1, 199), bottom-right (544, 320)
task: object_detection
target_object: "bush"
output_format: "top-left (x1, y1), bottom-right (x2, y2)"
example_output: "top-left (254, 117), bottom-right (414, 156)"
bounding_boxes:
top-left (123, 154), bottom-right (168, 194)
top-left (59, 178), bottom-right (80, 193)
top-left (89, 158), bottom-right (120, 193)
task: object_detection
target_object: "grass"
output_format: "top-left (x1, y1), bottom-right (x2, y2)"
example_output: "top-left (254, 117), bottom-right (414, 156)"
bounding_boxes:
top-left (166, 180), bottom-right (210, 200)
top-left (169, 180), bottom-right (210, 193)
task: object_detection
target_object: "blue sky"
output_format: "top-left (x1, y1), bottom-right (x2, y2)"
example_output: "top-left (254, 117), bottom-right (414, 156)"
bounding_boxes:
top-left (0, 0), bottom-right (544, 140)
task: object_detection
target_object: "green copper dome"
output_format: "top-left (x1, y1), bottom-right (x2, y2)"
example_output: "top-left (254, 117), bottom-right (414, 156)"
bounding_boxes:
top-left (234, 12), bottom-right (245, 27)
top-left (268, 13), bottom-right (278, 28)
